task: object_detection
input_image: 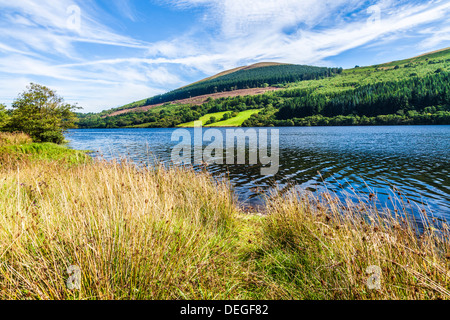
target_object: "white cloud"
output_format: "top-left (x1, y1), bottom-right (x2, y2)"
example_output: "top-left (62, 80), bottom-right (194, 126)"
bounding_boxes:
top-left (0, 0), bottom-right (449, 113)
top-left (217, 0), bottom-right (356, 37)
top-left (111, 0), bottom-right (138, 22)
top-left (419, 20), bottom-right (450, 49)
top-left (0, 0), bottom-right (148, 54)
top-left (153, 0), bottom-right (450, 70)
top-left (0, 0), bottom-right (159, 112)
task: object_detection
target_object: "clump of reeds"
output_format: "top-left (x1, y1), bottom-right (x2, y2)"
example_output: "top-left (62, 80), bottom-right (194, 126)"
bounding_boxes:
top-left (0, 132), bottom-right (32, 147)
top-left (258, 190), bottom-right (450, 299)
top-left (0, 157), bottom-right (245, 300)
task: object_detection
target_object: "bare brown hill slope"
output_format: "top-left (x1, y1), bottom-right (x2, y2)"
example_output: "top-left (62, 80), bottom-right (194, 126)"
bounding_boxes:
top-left (107, 86), bottom-right (281, 117)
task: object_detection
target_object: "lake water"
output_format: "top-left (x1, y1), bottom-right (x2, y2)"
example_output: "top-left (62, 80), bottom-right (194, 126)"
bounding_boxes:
top-left (66, 126), bottom-right (450, 221)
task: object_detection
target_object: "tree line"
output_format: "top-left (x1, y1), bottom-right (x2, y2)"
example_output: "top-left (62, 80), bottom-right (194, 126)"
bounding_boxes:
top-left (275, 70), bottom-right (450, 119)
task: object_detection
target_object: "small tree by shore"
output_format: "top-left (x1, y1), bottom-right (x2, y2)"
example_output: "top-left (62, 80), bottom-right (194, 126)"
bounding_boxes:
top-left (5, 83), bottom-right (79, 144)
top-left (0, 103), bottom-right (9, 129)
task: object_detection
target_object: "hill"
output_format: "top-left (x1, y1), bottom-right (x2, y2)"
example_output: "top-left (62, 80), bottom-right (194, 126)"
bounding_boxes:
top-left (102, 63), bottom-right (343, 116)
top-left (107, 87), bottom-right (279, 117)
top-left (178, 62), bottom-right (288, 89)
top-left (77, 47), bottom-right (450, 128)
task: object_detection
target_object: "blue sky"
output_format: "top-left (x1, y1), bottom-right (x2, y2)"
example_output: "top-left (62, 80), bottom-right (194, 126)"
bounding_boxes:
top-left (0, 0), bottom-right (449, 113)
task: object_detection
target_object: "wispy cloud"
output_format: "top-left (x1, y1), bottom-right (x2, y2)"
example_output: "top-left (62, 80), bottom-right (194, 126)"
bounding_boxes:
top-left (0, 0), bottom-right (449, 112)
top-left (111, 0), bottom-right (138, 22)
top-left (160, 0), bottom-right (450, 65)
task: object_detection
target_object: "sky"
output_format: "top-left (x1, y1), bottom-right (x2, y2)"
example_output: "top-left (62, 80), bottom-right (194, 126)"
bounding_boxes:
top-left (0, 0), bottom-right (449, 113)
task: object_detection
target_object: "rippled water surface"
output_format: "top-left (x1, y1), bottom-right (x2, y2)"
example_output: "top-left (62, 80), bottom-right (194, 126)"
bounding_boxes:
top-left (66, 126), bottom-right (450, 220)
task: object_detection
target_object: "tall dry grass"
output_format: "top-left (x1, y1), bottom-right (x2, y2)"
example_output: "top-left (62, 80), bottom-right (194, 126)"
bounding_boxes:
top-left (0, 132), bottom-right (449, 300)
top-left (257, 190), bottom-right (450, 299)
top-left (0, 132), bottom-right (32, 147)
top-left (0, 158), bottom-right (247, 300)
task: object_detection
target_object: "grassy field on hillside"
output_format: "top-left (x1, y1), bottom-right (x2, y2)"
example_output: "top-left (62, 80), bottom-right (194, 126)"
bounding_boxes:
top-left (178, 109), bottom-right (262, 127)
top-left (177, 111), bottom-right (229, 127)
top-left (206, 109), bottom-right (262, 127)
top-left (1, 132), bottom-right (449, 300)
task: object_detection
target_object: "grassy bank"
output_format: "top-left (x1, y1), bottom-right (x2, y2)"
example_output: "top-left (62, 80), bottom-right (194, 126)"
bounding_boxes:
top-left (0, 133), bottom-right (449, 300)
top-left (0, 132), bottom-right (89, 165)
top-left (257, 191), bottom-right (450, 299)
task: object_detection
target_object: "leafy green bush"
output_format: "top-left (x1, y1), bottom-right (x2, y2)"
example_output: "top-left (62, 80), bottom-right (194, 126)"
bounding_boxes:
top-left (6, 83), bottom-right (79, 143)
top-left (205, 116), bottom-right (217, 125)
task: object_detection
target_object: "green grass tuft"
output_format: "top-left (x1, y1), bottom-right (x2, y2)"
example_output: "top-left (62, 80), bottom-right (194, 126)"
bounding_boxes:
top-left (0, 140), bottom-right (89, 164)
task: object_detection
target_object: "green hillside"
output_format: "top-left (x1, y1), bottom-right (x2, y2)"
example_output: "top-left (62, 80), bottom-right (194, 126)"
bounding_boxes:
top-left (155, 64), bottom-right (342, 102)
top-left (77, 48), bottom-right (450, 128)
top-left (106, 63), bottom-right (343, 114)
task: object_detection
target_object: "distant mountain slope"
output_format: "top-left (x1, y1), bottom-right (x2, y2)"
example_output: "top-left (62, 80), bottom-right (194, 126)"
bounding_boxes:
top-left (111, 63), bottom-right (343, 115)
top-left (107, 87), bottom-right (279, 117)
top-left (377, 47), bottom-right (450, 67)
top-left (77, 47), bottom-right (450, 129)
top-left (179, 62), bottom-right (288, 89)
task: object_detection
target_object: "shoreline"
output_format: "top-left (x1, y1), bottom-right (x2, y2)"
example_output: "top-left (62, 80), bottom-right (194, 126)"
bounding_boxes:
top-left (1, 132), bottom-right (449, 300)
top-left (79, 123), bottom-right (450, 130)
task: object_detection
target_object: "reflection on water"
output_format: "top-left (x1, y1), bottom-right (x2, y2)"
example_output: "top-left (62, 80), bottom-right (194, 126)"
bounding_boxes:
top-left (66, 126), bottom-right (450, 220)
